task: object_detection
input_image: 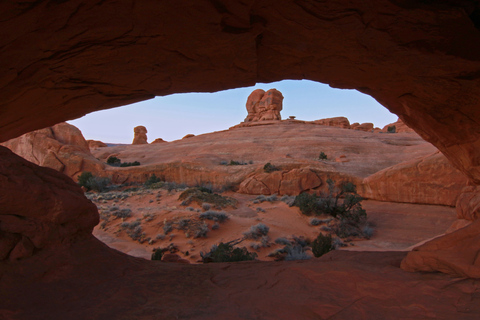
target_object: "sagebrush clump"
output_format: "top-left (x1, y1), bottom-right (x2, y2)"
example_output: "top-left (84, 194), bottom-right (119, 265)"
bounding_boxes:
top-left (78, 172), bottom-right (111, 192)
top-left (200, 240), bottom-right (257, 263)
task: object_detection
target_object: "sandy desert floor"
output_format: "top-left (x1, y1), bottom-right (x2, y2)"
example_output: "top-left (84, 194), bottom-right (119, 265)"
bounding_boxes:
top-left (91, 187), bottom-right (458, 262)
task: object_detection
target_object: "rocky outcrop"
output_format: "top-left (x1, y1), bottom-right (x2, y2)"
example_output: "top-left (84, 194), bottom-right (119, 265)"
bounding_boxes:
top-left (87, 139), bottom-right (107, 149)
top-left (456, 186), bottom-right (480, 221)
top-left (1, 122), bottom-right (104, 179)
top-left (151, 138), bottom-right (166, 144)
top-left (0, 146), bottom-right (99, 261)
top-left (313, 117), bottom-right (350, 129)
top-left (182, 134), bottom-right (195, 139)
top-left (362, 152), bottom-right (469, 206)
top-left (401, 219), bottom-right (480, 278)
top-left (382, 119), bottom-right (415, 133)
top-left (244, 89), bottom-right (283, 122)
top-left (132, 126), bottom-right (148, 145)
top-left (350, 123), bottom-right (374, 132)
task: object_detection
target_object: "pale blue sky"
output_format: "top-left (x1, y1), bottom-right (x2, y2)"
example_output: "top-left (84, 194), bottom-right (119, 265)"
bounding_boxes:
top-left (69, 80), bottom-right (398, 144)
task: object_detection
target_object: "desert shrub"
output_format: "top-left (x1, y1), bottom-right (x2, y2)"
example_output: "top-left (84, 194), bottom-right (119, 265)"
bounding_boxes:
top-left (163, 222), bottom-right (173, 234)
top-left (310, 218), bottom-right (322, 226)
top-left (275, 237), bottom-right (291, 246)
top-left (284, 245), bottom-right (311, 261)
top-left (280, 195), bottom-right (295, 206)
top-left (176, 218), bottom-right (190, 230)
top-left (193, 222), bottom-right (209, 238)
top-left (178, 188), bottom-right (236, 208)
top-left (121, 220), bottom-right (140, 230)
top-left (292, 192), bottom-right (319, 216)
top-left (319, 152), bottom-right (328, 160)
top-left (266, 194), bottom-right (277, 202)
top-left (78, 172), bottom-right (111, 192)
top-left (202, 203), bottom-right (211, 211)
top-left (120, 161), bottom-right (141, 167)
top-left (219, 160), bottom-right (228, 165)
top-left (243, 223), bottom-right (269, 240)
top-left (200, 211), bottom-right (229, 222)
top-left (387, 125), bottom-right (396, 133)
top-left (107, 156), bottom-right (121, 166)
top-left (151, 248), bottom-right (164, 260)
top-left (112, 208), bottom-right (132, 219)
top-left (311, 233), bottom-right (334, 258)
top-left (256, 207), bottom-right (265, 213)
top-left (229, 160), bottom-right (242, 165)
top-left (212, 222), bottom-right (220, 230)
top-left (263, 162), bottom-right (278, 173)
top-left (126, 225), bottom-right (145, 241)
top-left (200, 240), bottom-right (257, 263)
top-left (144, 174), bottom-right (162, 188)
top-left (254, 195), bottom-right (267, 203)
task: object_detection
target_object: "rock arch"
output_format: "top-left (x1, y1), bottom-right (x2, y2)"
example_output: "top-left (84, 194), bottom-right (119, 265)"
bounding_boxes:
top-left (2, 1), bottom-right (480, 316)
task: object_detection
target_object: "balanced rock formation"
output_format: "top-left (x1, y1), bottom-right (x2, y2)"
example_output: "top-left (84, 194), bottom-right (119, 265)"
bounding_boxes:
top-left (244, 89), bottom-right (283, 122)
top-left (132, 126), bottom-right (148, 145)
top-left (361, 152), bottom-right (469, 206)
top-left (1, 123), bottom-right (104, 179)
top-left (313, 117), bottom-right (351, 129)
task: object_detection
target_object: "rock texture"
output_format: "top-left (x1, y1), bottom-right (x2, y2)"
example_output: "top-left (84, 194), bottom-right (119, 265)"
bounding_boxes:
top-left (313, 117), bottom-right (351, 129)
top-left (456, 186), bottom-right (480, 220)
top-left (0, 146), bottom-right (99, 261)
top-left (382, 118), bottom-right (415, 133)
top-left (362, 152), bottom-right (469, 206)
top-left (244, 88), bottom-right (283, 122)
top-left (350, 122), bottom-right (374, 132)
top-left (132, 126), bottom-right (148, 145)
top-left (1, 122), bottom-right (104, 179)
top-left (151, 138), bottom-right (166, 144)
top-left (87, 139), bottom-right (107, 149)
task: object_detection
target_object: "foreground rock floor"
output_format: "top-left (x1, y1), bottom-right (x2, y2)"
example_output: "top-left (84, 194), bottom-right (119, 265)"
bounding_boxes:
top-left (2, 236), bottom-right (480, 320)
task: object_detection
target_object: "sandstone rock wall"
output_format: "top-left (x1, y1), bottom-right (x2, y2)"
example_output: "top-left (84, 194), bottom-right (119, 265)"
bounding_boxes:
top-left (361, 152), bottom-right (469, 207)
top-left (1, 123), bottom-right (104, 179)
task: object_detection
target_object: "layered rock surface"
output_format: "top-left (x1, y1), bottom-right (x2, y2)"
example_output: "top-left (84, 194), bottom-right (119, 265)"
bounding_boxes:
top-left (244, 88), bottom-right (283, 122)
top-left (1, 122), bottom-right (104, 179)
top-left (132, 125), bottom-right (148, 145)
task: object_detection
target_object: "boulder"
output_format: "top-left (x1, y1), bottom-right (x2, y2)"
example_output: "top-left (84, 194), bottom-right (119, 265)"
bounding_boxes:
top-left (1, 122), bottom-right (104, 179)
top-left (361, 152), bottom-right (468, 206)
top-left (132, 126), bottom-right (148, 145)
top-left (313, 117), bottom-right (350, 129)
top-left (0, 146), bottom-right (99, 261)
top-left (151, 138), bottom-right (166, 144)
top-left (351, 123), bottom-right (374, 132)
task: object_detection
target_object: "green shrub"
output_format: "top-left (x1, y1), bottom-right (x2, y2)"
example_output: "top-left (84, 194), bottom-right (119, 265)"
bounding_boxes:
top-left (263, 162), bottom-right (278, 173)
top-left (200, 240), bottom-right (257, 263)
top-left (151, 248), bottom-right (164, 260)
top-left (311, 233), bottom-right (334, 257)
top-left (77, 172), bottom-right (110, 192)
top-left (319, 152), bottom-right (327, 160)
top-left (200, 211), bottom-right (229, 222)
top-left (120, 161), bottom-right (141, 167)
top-left (145, 174), bottom-right (162, 188)
top-left (107, 156), bottom-right (121, 166)
top-left (387, 125), bottom-right (396, 133)
top-left (292, 193), bottom-right (319, 216)
top-left (178, 188), bottom-right (236, 207)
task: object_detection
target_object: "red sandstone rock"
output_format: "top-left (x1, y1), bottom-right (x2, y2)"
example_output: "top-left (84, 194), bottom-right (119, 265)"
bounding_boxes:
top-left (350, 122), bottom-right (374, 132)
top-left (313, 117), bottom-right (350, 129)
top-left (401, 219), bottom-right (480, 278)
top-left (1, 122), bottom-right (104, 179)
top-left (87, 139), bottom-right (107, 149)
top-left (182, 134), bottom-right (195, 139)
top-left (151, 138), bottom-right (166, 144)
top-left (244, 88), bottom-right (283, 122)
top-left (382, 118), bottom-right (415, 133)
top-left (335, 155), bottom-right (349, 163)
top-left (456, 186), bottom-right (480, 221)
top-left (361, 152), bottom-right (468, 206)
top-left (0, 146), bottom-right (99, 261)
top-left (132, 126), bottom-right (148, 145)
